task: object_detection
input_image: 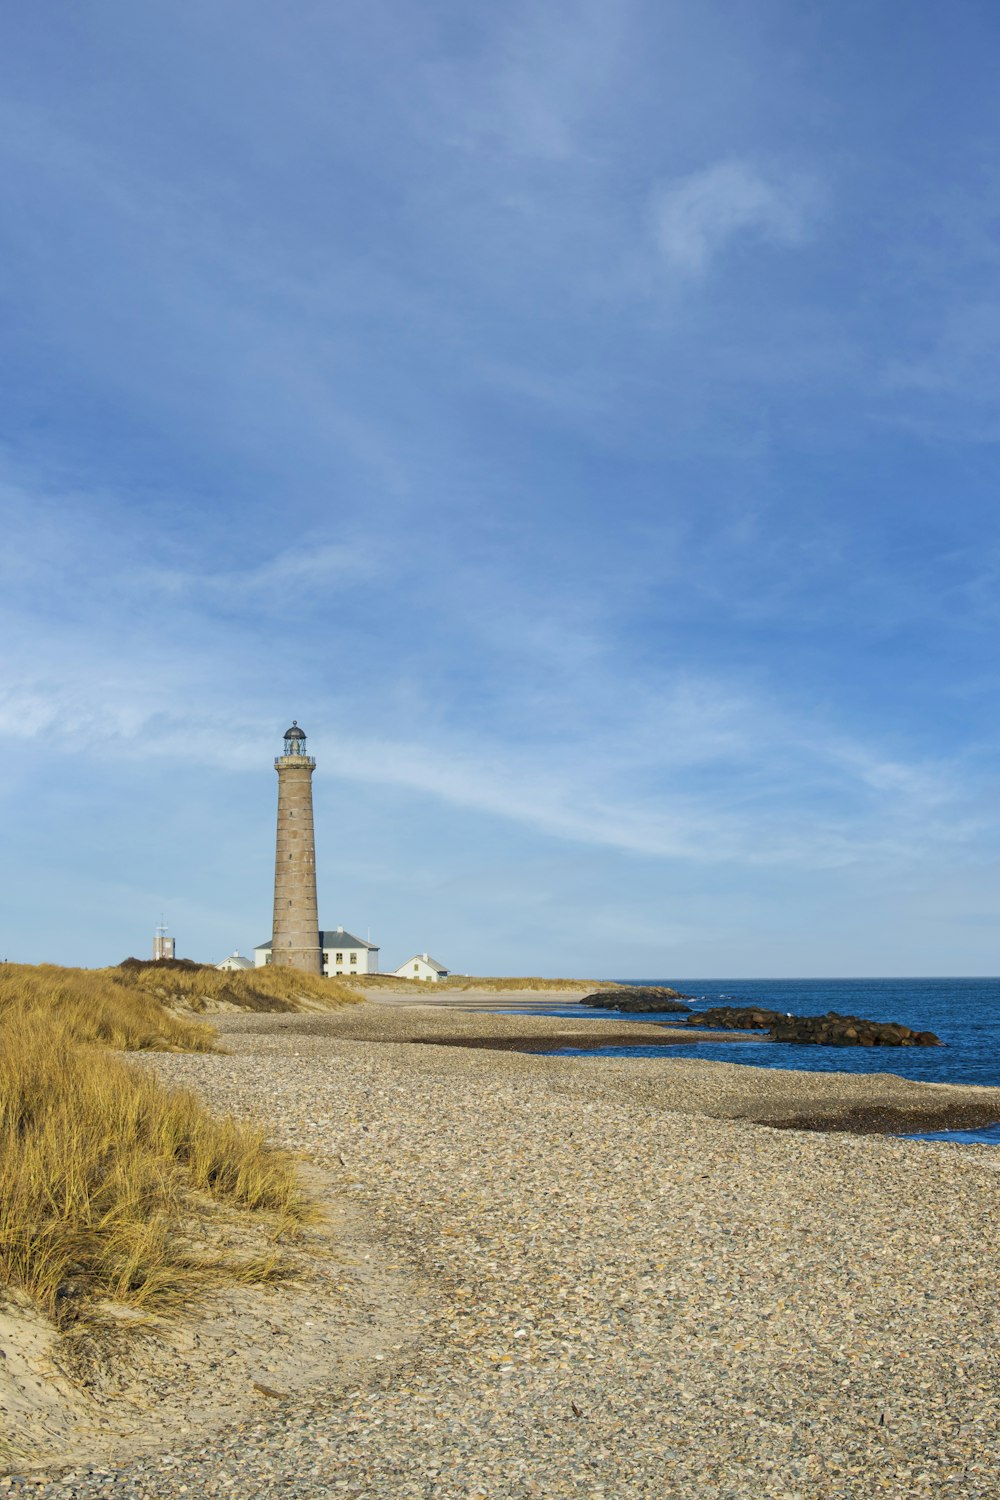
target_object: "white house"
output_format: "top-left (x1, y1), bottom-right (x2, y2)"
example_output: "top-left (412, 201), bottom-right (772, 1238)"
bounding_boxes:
top-left (254, 927), bottom-right (379, 977)
top-left (394, 953), bottom-right (449, 982)
top-left (216, 952), bottom-right (253, 971)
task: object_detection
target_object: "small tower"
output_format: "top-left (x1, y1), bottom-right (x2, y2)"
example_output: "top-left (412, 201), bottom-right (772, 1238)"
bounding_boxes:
top-left (271, 721), bottom-right (322, 974)
top-left (153, 921), bottom-right (175, 961)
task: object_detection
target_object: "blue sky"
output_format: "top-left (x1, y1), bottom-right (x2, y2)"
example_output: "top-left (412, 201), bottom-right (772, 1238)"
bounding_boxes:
top-left (3, 1), bottom-right (1000, 976)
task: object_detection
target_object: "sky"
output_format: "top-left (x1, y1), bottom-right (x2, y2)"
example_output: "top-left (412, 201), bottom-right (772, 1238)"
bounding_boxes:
top-left (3, 1), bottom-right (1000, 977)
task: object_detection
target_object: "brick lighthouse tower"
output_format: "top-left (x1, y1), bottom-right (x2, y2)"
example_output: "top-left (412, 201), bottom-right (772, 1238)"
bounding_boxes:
top-left (271, 721), bottom-right (322, 974)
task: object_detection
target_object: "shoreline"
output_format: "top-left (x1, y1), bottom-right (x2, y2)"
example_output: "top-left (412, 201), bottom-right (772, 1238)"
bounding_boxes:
top-left (6, 997), bottom-right (1000, 1496)
top-left (354, 980), bottom-right (1000, 1134)
top-left (274, 986), bottom-right (1000, 1137)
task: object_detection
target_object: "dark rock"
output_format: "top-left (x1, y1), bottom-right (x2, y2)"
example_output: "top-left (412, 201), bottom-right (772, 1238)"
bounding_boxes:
top-left (768, 1011), bottom-right (942, 1048)
top-left (579, 986), bottom-right (693, 1013)
top-left (686, 1006), bottom-right (787, 1030)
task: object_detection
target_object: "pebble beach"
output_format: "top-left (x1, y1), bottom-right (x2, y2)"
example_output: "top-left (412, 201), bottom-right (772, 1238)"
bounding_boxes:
top-left (7, 998), bottom-right (1000, 1499)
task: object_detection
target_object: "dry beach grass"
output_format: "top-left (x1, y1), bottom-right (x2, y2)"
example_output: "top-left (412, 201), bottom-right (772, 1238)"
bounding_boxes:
top-left (0, 1017), bottom-right (305, 1324)
top-left (115, 959), bottom-right (362, 1014)
top-left (0, 964), bottom-right (216, 1054)
top-left (437, 976), bottom-right (618, 993)
top-left (336, 974), bottom-right (617, 995)
top-left (4, 987), bottom-right (998, 1497)
top-left (0, 963), bottom-right (361, 1327)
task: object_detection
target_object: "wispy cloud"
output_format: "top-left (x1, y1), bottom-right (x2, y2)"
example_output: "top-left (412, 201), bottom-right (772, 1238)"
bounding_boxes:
top-left (0, 628), bottom-right (988, 875)
top-left (650, 158), bottom-right (819, 276)
top-left (145, 541), bottom-right (387, 607)
top-left (0, 444), bottom-right (991, 881)
top-left (432, 0), bottom-right (629, 162)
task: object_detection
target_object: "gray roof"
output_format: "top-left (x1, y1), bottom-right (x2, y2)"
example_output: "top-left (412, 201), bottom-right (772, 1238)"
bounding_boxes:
top-left (321, 930), bottom-right (378, 950)
top-left (398, 954), bottom-right (449, 972)
top-left (255, 929), bottom-right (379, 952)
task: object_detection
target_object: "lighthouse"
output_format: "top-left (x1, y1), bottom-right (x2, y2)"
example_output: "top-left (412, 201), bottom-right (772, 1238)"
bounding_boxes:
top-left (270, 721), bottom-right (322, 974)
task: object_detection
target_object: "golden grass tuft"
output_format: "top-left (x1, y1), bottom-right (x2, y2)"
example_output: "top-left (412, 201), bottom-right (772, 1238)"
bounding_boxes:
top-left (0, 1015), bottom-right (309, 1323)
top-left (114, 962), bottom-right (362, 1014)
top-left (0, 964), bottom-right (216, 1051)
top-left (0, 964), bottom-right (315, 1324)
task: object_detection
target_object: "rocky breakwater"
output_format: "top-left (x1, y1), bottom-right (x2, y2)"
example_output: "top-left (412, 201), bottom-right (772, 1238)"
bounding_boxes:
top-left (686, 1005), bottom-right (786, 1030)
top-left (686, 1005), bottom-right (942, 1048)
top-left (770, 1011), bottom-right (942, 1048)
top-left (579, 986), bottom-right (693, 1013)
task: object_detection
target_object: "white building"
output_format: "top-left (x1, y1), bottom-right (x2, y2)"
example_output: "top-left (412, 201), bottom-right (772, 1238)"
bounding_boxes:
top-left (254, 927), bottom-right (379, 977)
top-left (394, 953), bottom-right (450, 982)
top-left (216, 952), bottom-right (253, 972)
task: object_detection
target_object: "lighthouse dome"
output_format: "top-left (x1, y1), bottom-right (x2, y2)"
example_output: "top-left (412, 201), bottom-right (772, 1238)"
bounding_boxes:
top-left (276, 721), bottom-right (316, 768)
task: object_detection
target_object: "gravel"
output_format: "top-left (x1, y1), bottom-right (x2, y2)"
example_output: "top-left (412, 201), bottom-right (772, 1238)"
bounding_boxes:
top-left (6, 1008), bottom-right (999, 1498)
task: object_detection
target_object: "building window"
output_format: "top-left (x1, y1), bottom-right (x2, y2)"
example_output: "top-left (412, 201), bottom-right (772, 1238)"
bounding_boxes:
top-left (335, 952), bottom-right (343, 963)
top-left (350, 953), bottom-right (357, 965)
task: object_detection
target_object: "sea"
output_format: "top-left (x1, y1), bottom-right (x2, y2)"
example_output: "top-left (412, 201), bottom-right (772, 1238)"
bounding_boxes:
top-left (519, 977), bottom-right (1000, 1147)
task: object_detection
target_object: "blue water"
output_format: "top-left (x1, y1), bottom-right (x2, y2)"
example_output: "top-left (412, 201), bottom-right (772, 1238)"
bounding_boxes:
top-left (510, 978), bottom-right (1000, 1144)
